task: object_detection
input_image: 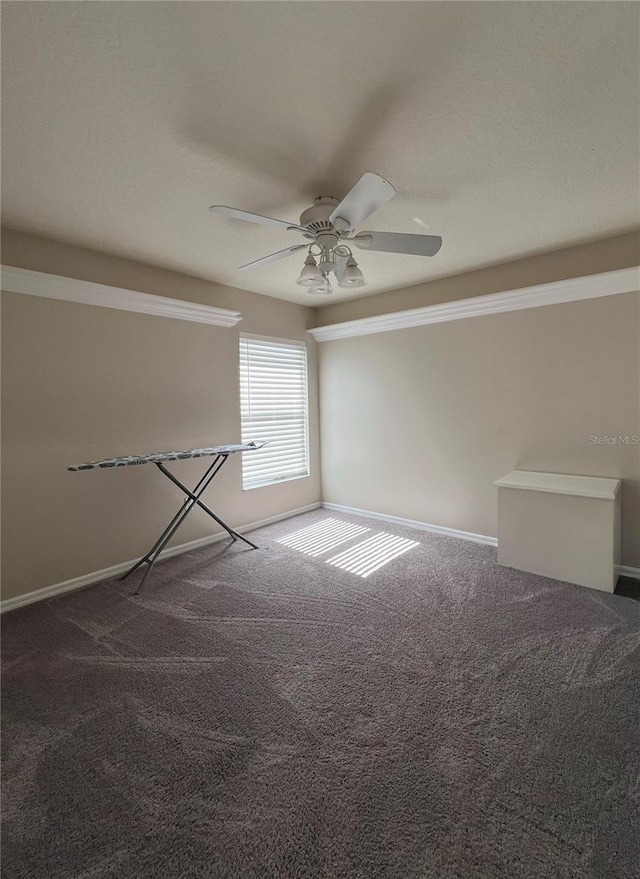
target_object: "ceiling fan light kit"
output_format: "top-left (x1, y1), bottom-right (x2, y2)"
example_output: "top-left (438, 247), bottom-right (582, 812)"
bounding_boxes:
top-left (209, 171), bottom-right (442, 296)
top-left (339, 255), bottom-right (367, 288)
top-left (296, 253), bottom-right (323, 286)
top-left (307, 281), bottom-right (334, 297)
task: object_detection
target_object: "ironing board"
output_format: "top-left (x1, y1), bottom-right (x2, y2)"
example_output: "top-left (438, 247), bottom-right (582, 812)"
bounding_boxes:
top-left (69, 442), bottom-right (266, 593)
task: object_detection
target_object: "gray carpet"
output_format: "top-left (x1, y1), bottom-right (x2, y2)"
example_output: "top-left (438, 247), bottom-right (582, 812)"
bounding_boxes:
top-left (2, 509), bottom-right (640, 879)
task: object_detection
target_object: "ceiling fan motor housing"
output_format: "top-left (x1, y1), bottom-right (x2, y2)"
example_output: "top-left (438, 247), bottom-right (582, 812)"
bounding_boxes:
top-left (299, 197), bottom-right (340, 237)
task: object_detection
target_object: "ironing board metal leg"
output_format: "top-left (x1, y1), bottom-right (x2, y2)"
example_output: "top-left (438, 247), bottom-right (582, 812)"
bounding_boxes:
top-left (156, 462), bottom-right (258, 549)
top-left (120, 454), bottom-right (258, 594)
top-left (119, 456), bottom-right (225, 582)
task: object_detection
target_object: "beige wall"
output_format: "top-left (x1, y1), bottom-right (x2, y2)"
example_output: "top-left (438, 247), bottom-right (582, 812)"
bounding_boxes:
top-left (1, 231), bottom-right (321, 601)
top-left (316, 231), bottom-right (640, 326)
top-left (319, 291), bottom-right (640, 568)
top-left (3, 229), bottom-right (639, 602)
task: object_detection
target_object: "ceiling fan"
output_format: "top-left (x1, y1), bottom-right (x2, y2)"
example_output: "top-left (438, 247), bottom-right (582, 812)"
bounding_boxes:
top-left (209, 172), bottom-right (442, 295)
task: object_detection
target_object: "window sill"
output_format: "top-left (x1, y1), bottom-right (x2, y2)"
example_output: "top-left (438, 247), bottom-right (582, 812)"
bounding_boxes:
top-left (242, 472), bottom-right (310, 491)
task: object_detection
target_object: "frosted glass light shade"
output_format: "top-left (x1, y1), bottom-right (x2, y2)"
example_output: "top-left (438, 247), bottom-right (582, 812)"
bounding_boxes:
top-left (297, 254), bottom-right (322, 286)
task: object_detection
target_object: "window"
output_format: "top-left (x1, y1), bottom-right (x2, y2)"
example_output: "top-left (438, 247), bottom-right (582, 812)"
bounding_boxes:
top-left (239, 334), bottom-right (309, 490)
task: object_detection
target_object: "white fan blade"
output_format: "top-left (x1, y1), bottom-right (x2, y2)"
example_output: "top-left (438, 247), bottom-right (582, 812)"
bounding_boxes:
top-left (210, 205), bottom-right (306, 233)
top-left (353, 231), bottom-right (442, 257)
top-left (239, 244), bottom-right (307, 272)
top-left (329, 172), bottom-right (396, 232)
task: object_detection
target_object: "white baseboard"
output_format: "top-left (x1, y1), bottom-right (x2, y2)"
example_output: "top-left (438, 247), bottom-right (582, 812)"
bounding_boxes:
top-left (322, 502), bottom-right (498, 546)
top-left (3, 500), bottom-right (637, 613)
top-left (616, 565), bottom-right (640, 581)
top-left (0, 503), bottom-right (321, 614)
top-left (323, 502), bottom-right (640, 582)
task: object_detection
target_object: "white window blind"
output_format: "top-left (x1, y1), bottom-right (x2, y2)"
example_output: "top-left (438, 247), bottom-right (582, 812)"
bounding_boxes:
top-left (239, 335), bottom-right (309, 490)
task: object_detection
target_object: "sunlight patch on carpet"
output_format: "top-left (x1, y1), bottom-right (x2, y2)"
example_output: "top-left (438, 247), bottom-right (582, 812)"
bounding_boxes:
top-left (277, 518), bottom-right (369, 557)
top-left (327, 532), bottom-right (420, 578)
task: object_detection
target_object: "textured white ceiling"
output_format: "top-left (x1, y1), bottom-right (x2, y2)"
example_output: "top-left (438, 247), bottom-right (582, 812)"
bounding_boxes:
top-left (1, 2), bottom-right (639, 305)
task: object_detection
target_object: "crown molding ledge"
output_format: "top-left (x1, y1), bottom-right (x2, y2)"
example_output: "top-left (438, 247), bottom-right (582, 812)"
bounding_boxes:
top-left (309, 266), bottom-right (640, 342)
top-left (0, 265), bottom-right (243, 327)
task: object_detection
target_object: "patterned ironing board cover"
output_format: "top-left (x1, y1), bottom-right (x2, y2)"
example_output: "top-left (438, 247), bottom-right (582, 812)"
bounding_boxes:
top-left (68, 441), bottom-right (267, 471)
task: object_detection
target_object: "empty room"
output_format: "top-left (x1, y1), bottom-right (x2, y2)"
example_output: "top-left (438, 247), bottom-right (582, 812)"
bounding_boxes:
top-left (1, 2), bottom-right (639, 878)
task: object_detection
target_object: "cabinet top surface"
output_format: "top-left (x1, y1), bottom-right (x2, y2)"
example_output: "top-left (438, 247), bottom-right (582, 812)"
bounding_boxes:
top-left (493, 470), bottom-right (621, 500)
